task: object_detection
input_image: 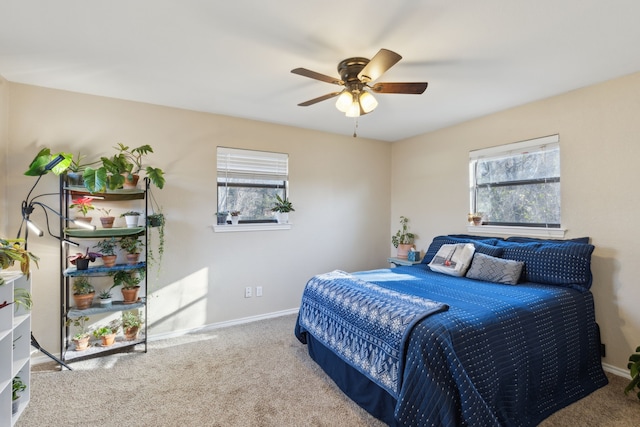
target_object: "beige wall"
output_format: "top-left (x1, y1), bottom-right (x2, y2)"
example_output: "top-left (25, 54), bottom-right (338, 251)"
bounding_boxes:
top-left (5, 83), bottom-right (391, 354)
top-left (392, 71), bottom-right (640, 373)
top-left (0, 75), bottom-right (8, 236)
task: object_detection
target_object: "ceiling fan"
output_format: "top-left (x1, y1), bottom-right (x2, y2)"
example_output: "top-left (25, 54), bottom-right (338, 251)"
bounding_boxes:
top-left (291, 48), bottom-right (428, 117)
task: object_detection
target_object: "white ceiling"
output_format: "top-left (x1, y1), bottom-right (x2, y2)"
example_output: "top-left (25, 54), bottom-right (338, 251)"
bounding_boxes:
top-left (2, 1), bottom-right (640, 142)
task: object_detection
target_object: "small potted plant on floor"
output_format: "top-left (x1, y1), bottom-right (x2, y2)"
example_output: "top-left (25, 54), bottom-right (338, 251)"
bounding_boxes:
top-left (121, 211), bottom-right (141, 228)
top-left (72, 276), bottom-right (95, 309)
top-left (93, 319), bottom-right (120, 347)
top-left (69, 196), bottom-right (95, 225)
top-left (392, 216), bottom-right (416, 260)
top-left (68, 248), bottom-right (102, 270)
top-left (93, 237), bottom-right (118, 267)
top-left (271, 195), bottom-right (294, 224)
top-left (119, 235), bottom-right (143, 265)
top-left (12, 376), bottom-right (27, 414)
top-left (65, 315), bottom-right (91, 351)
top-left (625, 345), bottom-right (640, 400)
top-left (122, 311), bottom-right (143, 340)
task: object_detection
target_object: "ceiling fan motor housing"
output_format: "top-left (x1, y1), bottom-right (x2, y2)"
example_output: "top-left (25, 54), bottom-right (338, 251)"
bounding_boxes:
top-left (338, 57), bottom-right (369, 92)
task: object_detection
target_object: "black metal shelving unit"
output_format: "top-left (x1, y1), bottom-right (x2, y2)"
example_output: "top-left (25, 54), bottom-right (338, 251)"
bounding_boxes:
top-left (59, 176), bottom-right (149, 364)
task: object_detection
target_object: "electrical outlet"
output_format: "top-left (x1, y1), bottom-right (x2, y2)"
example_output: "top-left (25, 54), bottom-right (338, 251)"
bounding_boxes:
top-left (245, 286), bottom-right (252, 298)
top-left (256, 286), bottom-right (263, 297)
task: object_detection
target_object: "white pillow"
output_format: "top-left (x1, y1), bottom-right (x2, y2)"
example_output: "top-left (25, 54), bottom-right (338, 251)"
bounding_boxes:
top-left (428, 243), bottom-right (476, 277)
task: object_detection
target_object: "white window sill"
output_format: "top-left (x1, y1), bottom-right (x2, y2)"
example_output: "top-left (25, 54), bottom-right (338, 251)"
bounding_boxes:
top-left (466, 224), bottom-right (566, 238)
top-left (213, 223), bottom-right (292, 233)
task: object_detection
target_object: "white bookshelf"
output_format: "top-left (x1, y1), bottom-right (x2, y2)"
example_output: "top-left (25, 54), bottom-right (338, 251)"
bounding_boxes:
top-left (0, 272), bottom-right (31, 427)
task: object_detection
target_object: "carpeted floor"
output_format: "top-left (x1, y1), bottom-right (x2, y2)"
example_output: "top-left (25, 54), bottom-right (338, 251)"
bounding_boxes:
top-left (19, 314), bottom-right (639, 426)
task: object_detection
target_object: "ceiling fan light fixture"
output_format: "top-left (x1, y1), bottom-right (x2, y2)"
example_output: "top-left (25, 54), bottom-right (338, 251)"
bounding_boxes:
top-left (359, 90), bottom-right (378, 113)
top-left (335, 90), bottom-right (353, 113)
top-left (345, 100), bottom-right (361, 117)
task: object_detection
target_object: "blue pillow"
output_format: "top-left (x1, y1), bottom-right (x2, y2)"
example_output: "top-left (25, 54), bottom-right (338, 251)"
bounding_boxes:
top-left (423, 236), bottom-right (502, 264)
top-left (497, 240), bottom-right (594, 291)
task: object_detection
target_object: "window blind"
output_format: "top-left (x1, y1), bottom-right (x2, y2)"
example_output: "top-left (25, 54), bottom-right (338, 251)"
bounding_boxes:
top-left (217, 147), bottom-right (288, 181)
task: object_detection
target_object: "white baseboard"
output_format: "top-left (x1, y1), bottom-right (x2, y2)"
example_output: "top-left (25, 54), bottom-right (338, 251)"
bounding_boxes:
top-left (602, 362), bottom-right (631, 379)
top-left (31, 307), bottom-right (300, 366)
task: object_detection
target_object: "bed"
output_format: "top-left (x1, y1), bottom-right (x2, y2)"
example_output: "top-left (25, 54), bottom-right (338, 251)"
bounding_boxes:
top-left (295, 235), bottom-right (608, 426)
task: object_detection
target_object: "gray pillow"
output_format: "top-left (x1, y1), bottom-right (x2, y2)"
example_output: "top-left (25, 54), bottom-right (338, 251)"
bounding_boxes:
top-left (465, 252), bottom-right (524, 285)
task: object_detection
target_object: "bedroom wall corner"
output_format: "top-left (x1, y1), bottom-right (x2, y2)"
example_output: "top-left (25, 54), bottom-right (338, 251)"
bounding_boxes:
top-left (390, 71), bottom-right (640, 374)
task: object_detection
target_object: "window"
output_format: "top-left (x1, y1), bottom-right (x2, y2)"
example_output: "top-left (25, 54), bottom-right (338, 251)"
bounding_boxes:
top-left (469, 135), bottom-right (560, 228)
top-left (217, 147), bottom-right (288, 223)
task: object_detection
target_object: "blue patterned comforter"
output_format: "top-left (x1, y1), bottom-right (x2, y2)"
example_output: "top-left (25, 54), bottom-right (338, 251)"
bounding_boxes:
top-left (295, 265), bottom-right (608, 426)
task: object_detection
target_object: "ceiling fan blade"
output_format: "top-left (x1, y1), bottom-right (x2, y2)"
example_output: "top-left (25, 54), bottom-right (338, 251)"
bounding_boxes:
top-left (291, 68), bottom-right (343, 85)
top-left (370, 82), bottom-right (428, 94)
top-left (358, 49), bottom-right (402, 83)
top-left (297, 92), bottom-right (341, 106)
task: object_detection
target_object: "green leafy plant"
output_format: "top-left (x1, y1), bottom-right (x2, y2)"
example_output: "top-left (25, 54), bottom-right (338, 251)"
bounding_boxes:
top-left (93, 237), bottom-right (118, 256)
top-left (391, 216), bottom-right (416, 248)
top-left (119, 236), bottom-right (143, 254)
top-left (93, 319), bottom-right (121, 338)
top-left (230, 210), bottom-right (241, 216)
top-left (66, 315), bottom-right (91, 340)
top-left (0, 237), bottom-right (39, 286)
top-left (122, 311), bottom-right (143, 329)
top-left (271, 195), bottom-right (295, 213)
top-left (23, 148), bottom-right (72, 176)
top-left (68, 248), bottom-right (102, 265)
top-left (72, 276), bottom-right (94, 295)
top-left (98, 289), bottom-right (113, 299)
top-left (12, 376), bottom-right (26, 401)
top-left (83, 143), bottom-right (165, 192)
top-left (112, 269), bottom-right (145, 289)
top-left (13, 288), bottom-right (33, 312)
top-left (624, 346), bottom-right (640, 400)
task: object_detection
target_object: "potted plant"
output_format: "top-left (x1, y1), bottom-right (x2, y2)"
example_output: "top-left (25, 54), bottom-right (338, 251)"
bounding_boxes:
top-left (121, 211), bottom-right (141, 228)
top-left (68, 248), bottom-right (102, 270)
top-left (98, 289), bottom-right (113, 307)
top-left (83, 143), bottom-right (165, 192)
top-left (230, 210), bottom-right (241, 225)
top-left (122, 311), bottom-right (143, 340)
top-left (13, 288), bottom-right (33, 313)
top-left (112, 269), bottom-right (144, 303)
top-left (12, 376), bottom-right (27, 414)
top-left (119, 236), bottom-right (143, 265)
top-left (93, 237), bottom-right (118, 267)
top-left (0, 237), bottom-right (39, 286)
top-left (625, 345), bottom-right (640, 400)
top-left (92, 319), bottom-right (120, 347)
top-left (66, 151), bottom-right (101, 186)
top-left (215, 211), bottom-right (228, 225)
top-left (72, 276), bottom-right (95, 309)
top-left (65, 315), bottom-right (91, 351)
top-left (271, 195), bottom-right (295, 224)
top-left (98, 207), bottom-right (115, 228)
top-left (392, 216), bottom-right (416, 259)
top-left (69, 196), bottom-right (95, 225)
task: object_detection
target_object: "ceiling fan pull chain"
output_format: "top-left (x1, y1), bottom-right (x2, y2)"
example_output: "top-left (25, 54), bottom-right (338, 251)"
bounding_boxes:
top-left (353, 118), bottom-right (358, 138)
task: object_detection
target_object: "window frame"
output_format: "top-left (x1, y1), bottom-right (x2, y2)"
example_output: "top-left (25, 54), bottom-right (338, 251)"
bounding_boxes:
top-left (468, 134), bottom-right (565, 237)
top-left (215, 147), bottom-right (291, 232)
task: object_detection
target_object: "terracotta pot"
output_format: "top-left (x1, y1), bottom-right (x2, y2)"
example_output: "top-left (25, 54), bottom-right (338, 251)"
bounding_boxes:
top-left (73, 292), bottom-right (95, 309)
top-left (124, 326), bottom-right (139, 341)
top-left (122, 173), bottom-right (140, 189)
top-left (73, 335), bottom-right (90, 351)
top-left (102, 255), bottom-right (117, 268)
top-left (101, 333), bottom-right (116, 347)
top-left (122, 287), bottom-right (140, 304)
top-left (126, 253), bottom-right (140, 265)
top-left (74, 216), bottom-right (93, 226)
top-left (396, 244), bottom-right (414, 260)
top-left (99, 216), bottom-right (115, 228)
